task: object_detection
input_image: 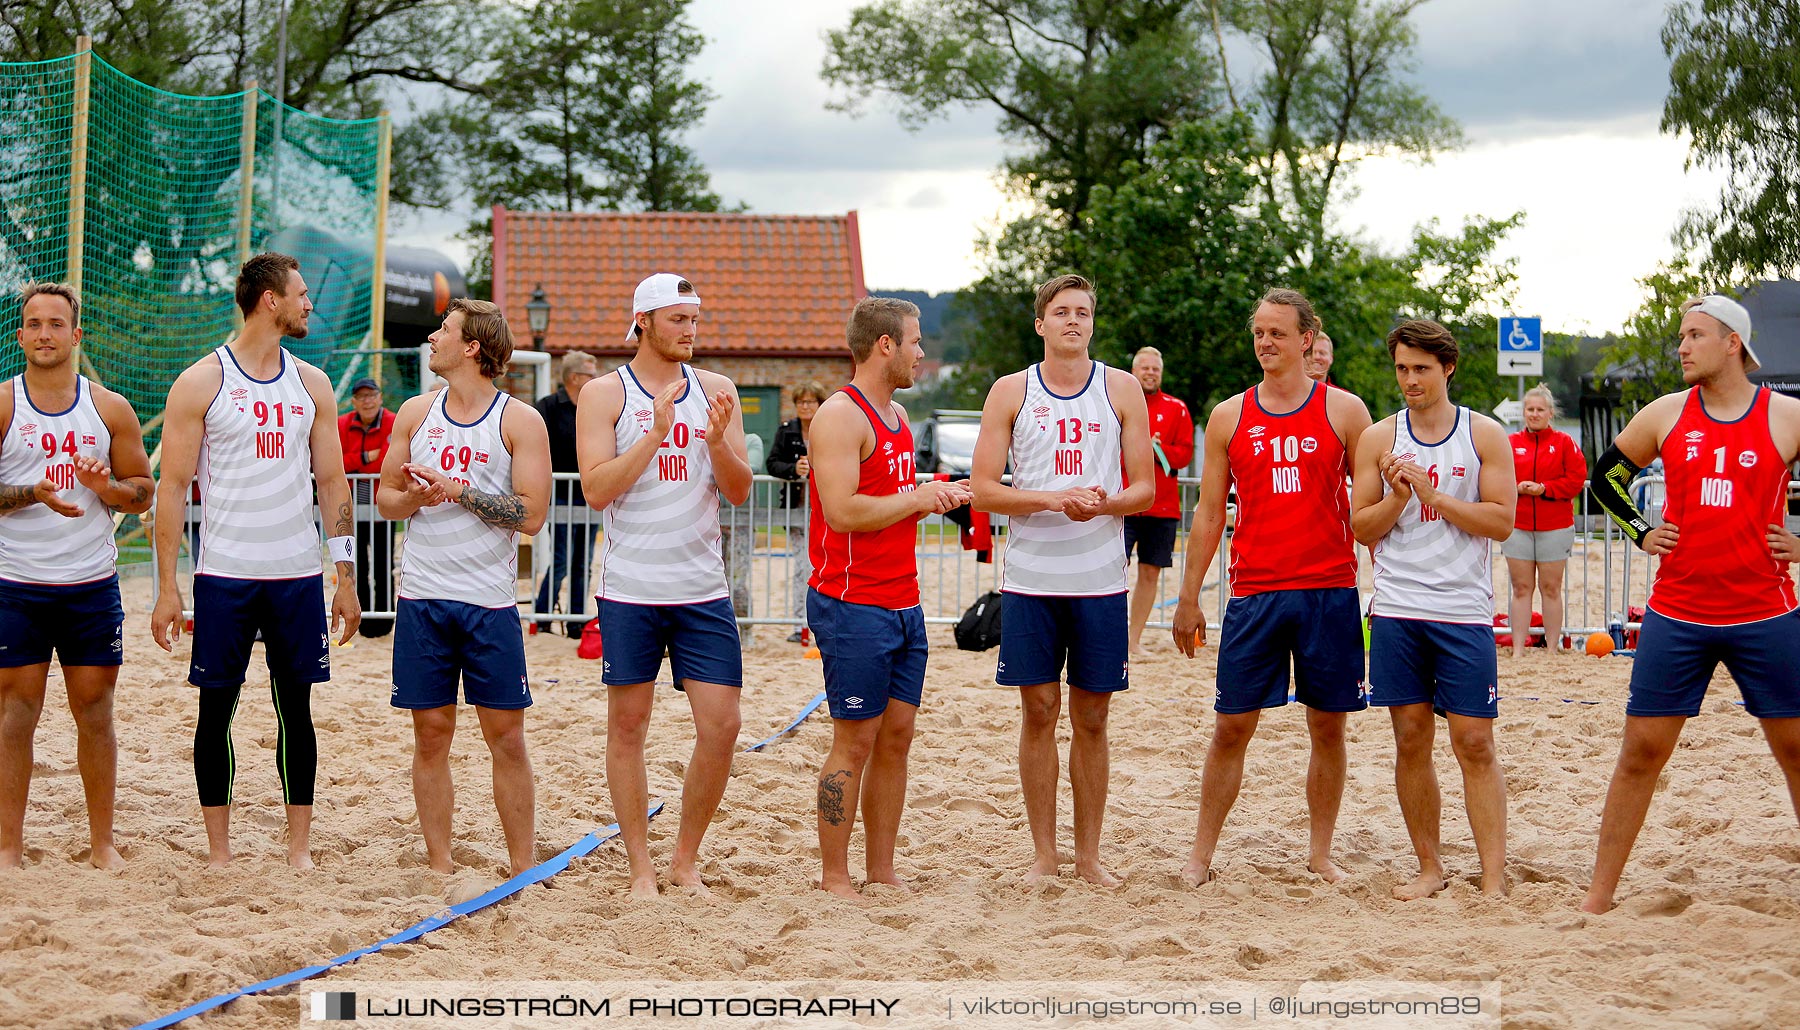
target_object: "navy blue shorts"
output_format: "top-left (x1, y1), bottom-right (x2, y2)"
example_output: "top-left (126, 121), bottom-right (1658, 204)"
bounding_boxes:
top-left (1124, 516), bottom-right (1179, 568)
top-left (807, 589), bottom-right (927, 720)
top-left (996, 591), bottom-right (1129, 693)
top-left (392, 599), bottom-right (531, 710)
top-left (1368, 617), bottom-right (1498, 718)
top-left (190, 574), bottom-right (329, 689)
top-left (1628, 606), bottom-right (1800, 718)
top-left (0, 576), bottom-right (124, 668)
top-left (1215, 588), bottom-right (1365, 714)
top-left (598, 597), bottom-right (743, 688)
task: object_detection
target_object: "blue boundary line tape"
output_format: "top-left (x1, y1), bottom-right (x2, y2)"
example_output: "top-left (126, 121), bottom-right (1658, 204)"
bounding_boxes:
top-left (745, 691), bottom-right (826, 751)
top-left (133, 691), bottom-right (829, 1029)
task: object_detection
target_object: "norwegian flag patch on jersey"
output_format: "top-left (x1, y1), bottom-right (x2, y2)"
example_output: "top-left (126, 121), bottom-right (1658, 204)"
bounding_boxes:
top-left (290, 404), bottom-right (305, 416)
top-left (1451, 464), bottom-right (1467, 478)
top-left (473, 451), bottom-right (489, 464)
top-left (81, 434), bottom-right (96, 445)
top-left (695, 428), bottom-right (707, 440)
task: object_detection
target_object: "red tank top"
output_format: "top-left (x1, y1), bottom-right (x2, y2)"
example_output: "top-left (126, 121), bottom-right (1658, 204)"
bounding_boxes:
top-left (1225, 382), bottom-right (1356, 596)
top-left (1650, 387), bottom-right (1796, 624)
top-left (808, 387), bottom-right (921, 609)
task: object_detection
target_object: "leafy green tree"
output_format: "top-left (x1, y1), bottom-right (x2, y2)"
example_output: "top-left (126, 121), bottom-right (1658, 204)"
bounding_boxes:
top-left (823, 0), bottom-right (1223, 223)
top-left (829, 0), bottom-right (1475, 410)
top-left (1663, 0), bottom-right (1800, 279)
top-left (1068, 116), bottom-right (1287, 407)
top-left (1599, 259), bottom-right (1710, 407)
top-left (1221, 0), bottom-right (1462, 260)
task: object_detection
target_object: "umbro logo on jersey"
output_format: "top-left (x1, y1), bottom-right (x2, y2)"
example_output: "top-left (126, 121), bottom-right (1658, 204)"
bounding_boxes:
top-left (1686, 430), bottom-right (1705, 442)
top-left (231, 388), bottom-right (248, 399)
top-left (1397, 452), bottom-right (1417, 462)
top-left (884, 441), bottom-right (894, 453)
top-left (1515, 447), bottom-right (1527, 455)
top-left (428, 426), bottom-right (445, 437)
top-left (845, 696), bottom-right (865, 708)
top-left (17, 422), bottom-right (35, 436)
top-left (1248, 425), bottom-right (1266, 437)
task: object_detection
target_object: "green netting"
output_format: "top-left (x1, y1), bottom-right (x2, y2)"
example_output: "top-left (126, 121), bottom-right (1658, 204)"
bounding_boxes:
top-left (0, 51), bottom-right (384, 452)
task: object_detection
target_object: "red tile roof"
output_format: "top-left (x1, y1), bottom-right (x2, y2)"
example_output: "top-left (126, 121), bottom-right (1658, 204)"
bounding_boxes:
top-left (493, 208), bottom-right (867, 356)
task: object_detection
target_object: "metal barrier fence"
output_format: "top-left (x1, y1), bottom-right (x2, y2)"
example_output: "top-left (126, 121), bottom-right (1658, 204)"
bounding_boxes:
top-left (147, 472), bottom-right (1728, 645)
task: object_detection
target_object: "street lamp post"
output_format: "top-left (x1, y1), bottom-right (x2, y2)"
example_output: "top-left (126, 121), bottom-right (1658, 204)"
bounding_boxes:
top-left (526, 283), bottom-right (551, 350)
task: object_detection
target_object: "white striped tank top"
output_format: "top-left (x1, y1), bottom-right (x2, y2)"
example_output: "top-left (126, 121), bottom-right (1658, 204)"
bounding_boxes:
top-left (399, 389), bottom-right (519, 608)
top-left (0, 375), bottom-right (116, 584)
top-left (599, 364), bottom-right (727, 604)
top-left (1002, 361), bottom-right (1127, 596)
top-left (1370, 407), bottom-right (1493, 624)
top-left (196, 346), bottom-right (322, 579)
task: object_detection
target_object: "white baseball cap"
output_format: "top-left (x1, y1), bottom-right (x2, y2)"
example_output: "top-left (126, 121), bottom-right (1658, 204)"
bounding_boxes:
top-left (625, 273), bottom-right (701, 340)
top-left (1687, 294), bottom-right (1760, 373)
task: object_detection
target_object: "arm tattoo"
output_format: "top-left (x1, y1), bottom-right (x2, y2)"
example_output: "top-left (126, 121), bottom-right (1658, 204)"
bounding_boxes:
top-left (128, 482), bottom-right (150, 506)
top-left (457, 487), bottom-right (528, 530)
top-left (334, 501), bottom-right (352, 536)
top-left (0, 483), bottom-right (37, 513)
top-left (818, 769), bottom-right (852, 826)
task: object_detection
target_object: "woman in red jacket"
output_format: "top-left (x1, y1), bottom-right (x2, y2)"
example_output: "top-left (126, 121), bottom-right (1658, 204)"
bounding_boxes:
top-left (1503, 385), bottom-right (1586, 656)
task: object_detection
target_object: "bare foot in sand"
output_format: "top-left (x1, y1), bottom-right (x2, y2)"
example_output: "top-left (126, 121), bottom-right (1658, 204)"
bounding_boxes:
top-left (1023, 856), bottom-right (1060, 885)
top-left (87, 845), bottom-right (125, 871)
top-left (1308, 859), bottom-right (1346, 884)
top-left (0, 845), bottom-right (22, 869)
top-left (628, 871), bottom-right (660, 899)
top-left (1578, 890), bottom-right (1614, 915)
top-left (205, 848), bottom-right (232, 870)
top-left (1178, 861), bottom-right (1215, 887)
top-left (1075, 861), bottom-right (1120, 887)
top-left (288, 849), bottom-right (315, 871)
top-left (865, 872), bottom-right (913, 894)
top-left (1479, 873), bottom-right (1508, 897)
top-left (668, 865), bottom-right (713, 896)
top-left (1393, 870), bottom-right (1447, 900)
top-left (819, 879), bottom-right (862, 900)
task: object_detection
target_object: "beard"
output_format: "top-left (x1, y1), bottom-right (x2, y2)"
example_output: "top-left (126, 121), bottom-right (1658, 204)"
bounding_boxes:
top-left (280, 311), bottom-right (310, 339)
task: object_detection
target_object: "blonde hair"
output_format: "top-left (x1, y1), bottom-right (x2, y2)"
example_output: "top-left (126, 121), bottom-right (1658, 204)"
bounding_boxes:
top-left (846, 296), bottom-right (921, 363)
top-left (19, 282), bottom-right (80, 327)
top-left (1523, 383), bottom-right (1558, 418)
top-left (1034, 274), bottom-right (1096, 320)
top-left (446, 298), bottom-right (514, 379)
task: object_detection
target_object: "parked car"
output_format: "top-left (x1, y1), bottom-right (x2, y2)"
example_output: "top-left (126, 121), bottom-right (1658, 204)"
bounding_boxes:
top-left (915, 409), bottom-right (983, 474)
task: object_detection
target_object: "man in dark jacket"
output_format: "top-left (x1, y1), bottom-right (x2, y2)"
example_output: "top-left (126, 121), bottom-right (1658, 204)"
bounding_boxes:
top-left (533, 352), bottom-right (599, 635)
top-left (339, 377), bottom-right (396, 636)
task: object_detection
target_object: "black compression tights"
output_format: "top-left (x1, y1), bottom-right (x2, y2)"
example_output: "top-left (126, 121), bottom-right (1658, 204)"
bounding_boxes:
top-left (194, 678), bottom-right (316, 807)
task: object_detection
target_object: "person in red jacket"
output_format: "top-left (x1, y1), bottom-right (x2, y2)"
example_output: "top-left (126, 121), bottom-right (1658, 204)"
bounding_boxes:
top-left (1503, 384), bottom-right (1585, 656)
top-left (1125, 347), bottom-right (1196, 654)
top-left (338, 377), bottom-right (397, 636)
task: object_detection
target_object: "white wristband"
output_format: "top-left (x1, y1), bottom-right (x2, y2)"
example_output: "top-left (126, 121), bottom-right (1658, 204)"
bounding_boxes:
top-left (327, 535), bottom-right (355, 566)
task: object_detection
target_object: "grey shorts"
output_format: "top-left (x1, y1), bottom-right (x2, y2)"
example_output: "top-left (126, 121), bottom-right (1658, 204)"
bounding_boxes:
top-left (1503, 527), bottom-right (1574, 563)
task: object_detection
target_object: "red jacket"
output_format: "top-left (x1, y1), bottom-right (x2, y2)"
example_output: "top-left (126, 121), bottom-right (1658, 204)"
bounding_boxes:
top-left (1126, 390), bottom-right (1195, 519)
top-left (339, 409), bottom-right (396, 474)
top-left (1509, 427), bottom-right (1585, 531)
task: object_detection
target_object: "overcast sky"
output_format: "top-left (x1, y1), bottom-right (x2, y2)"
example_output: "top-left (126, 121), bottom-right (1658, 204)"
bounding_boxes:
top-left (393, 0), bottom-right (1713, 335)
